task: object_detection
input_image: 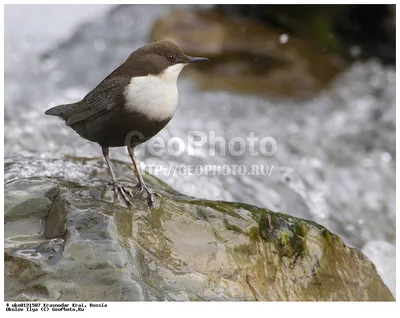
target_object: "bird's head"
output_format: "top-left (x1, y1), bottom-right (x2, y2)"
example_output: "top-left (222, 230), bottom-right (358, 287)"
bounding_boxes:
top-left (125, 40), bottom-right (208, 80)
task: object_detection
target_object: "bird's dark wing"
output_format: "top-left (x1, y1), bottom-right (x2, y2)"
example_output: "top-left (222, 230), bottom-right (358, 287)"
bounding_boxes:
top-left (66, 77), bottom-right (131, 125)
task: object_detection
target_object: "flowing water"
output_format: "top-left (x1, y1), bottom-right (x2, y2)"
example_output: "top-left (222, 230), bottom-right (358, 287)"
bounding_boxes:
top-left (4, 5), bottom-right (396, 295)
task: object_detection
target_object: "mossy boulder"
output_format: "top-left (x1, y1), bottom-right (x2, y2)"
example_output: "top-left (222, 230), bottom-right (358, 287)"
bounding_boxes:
top-left (4, 156), bottom-right (394, 301)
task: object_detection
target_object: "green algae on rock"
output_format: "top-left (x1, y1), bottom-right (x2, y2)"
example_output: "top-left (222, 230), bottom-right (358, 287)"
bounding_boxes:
top-left (4, 156), bottom-right (394, 301)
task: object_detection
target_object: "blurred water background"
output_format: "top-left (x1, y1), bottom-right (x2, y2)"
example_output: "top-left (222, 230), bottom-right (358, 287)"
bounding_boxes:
top-left (4, 4), bottom-right (395, 295)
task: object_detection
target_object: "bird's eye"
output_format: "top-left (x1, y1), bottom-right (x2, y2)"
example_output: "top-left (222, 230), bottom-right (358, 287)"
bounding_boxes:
top-left (166, 55), bottom-right (174, 61)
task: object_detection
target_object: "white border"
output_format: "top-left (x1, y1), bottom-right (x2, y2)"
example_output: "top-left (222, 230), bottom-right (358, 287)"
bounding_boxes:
top-left (1, 2), bottom-right (398, 317)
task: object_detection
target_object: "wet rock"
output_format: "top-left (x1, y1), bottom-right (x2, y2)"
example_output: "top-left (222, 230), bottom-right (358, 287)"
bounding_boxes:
top-left (4, 156), bottom-right (394, 301)
top-left (151, 8), bottom-right (344, 99)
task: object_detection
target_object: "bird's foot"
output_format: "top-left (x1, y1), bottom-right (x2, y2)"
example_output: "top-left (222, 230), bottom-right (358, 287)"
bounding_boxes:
top-left (134, 182), bottom-right (146, 194)
top-left (134, 182), bottom-right (156, 209)
top-left (112, 181), bottom-right (133, 206)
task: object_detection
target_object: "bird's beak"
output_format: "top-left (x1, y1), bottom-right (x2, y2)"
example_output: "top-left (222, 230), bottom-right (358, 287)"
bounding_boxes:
top-left (186, 56), bottom-right (209, 64)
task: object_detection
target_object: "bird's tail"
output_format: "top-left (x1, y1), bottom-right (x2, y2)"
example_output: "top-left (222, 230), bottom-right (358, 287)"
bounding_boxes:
top-left (45, 103), bottom-right (76, 122)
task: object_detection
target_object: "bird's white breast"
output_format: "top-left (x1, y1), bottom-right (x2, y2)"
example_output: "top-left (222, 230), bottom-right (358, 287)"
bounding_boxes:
top-left (124, 63), bottom-right (185, 121)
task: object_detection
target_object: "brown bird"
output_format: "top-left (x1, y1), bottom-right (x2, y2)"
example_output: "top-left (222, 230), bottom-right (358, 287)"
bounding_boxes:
top-left (45, 40), bottom-right (208, 208)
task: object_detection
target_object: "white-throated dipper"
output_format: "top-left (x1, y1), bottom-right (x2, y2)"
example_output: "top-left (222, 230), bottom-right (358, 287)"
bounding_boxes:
top-left (45, 40), bottom-right (208, 208)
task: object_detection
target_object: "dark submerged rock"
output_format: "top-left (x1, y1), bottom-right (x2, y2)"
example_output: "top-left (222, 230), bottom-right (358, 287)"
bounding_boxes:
top-left (214, 5), bottom-right (395, 64)
top-left (4, 156), bottom-right (394, 301)
top-left (151, 8), bottom-right (344, 99)
top-left (151, 5), bottom-right (395, 98)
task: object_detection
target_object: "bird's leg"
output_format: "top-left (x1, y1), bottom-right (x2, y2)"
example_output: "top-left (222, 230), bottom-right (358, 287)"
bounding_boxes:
top-left (127, 145), bottom-right (156, 208)
top-left (102, 147), bottom-right (132, 205)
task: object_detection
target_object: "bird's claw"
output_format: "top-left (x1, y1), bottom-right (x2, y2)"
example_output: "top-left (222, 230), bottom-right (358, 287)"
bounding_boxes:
top-left (112, 181), bottom-right (133, 206)
top-left (134, 182), bottom-right (156, 209)
top-left (134, 182), bottom-right (145, 194)
top-left (147, 191), bottom-right (156, 209)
